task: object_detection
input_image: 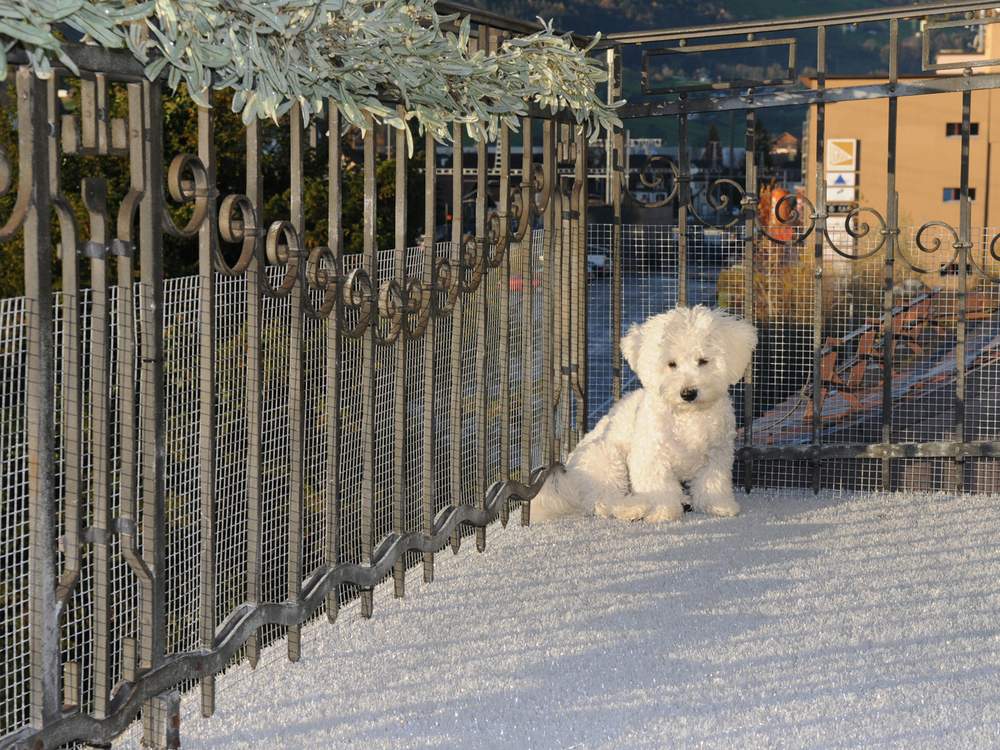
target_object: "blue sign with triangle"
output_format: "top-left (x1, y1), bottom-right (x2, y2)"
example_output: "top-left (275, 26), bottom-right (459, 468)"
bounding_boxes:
top-left (834, 174), bottom-right (847, 185)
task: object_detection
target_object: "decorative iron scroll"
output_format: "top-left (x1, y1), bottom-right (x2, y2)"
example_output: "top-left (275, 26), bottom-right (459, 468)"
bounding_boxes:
top-left (902, 220), bottom-right (962, 274)
top-left (0, 149), bottom-right (28, 241)
top-left (823, 206), bottom-right (889, 260)
top-left (624, 154), bottom-right (679, 208)
top-left (756, 192), bottom-right (816, 245)
top-left (687, 177), bottom-right (746, 229)
top-left (138, 152), bottom-right (540, 345)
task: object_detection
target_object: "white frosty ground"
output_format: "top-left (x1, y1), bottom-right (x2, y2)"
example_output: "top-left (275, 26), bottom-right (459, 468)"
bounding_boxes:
top-left (116, 490), bottom-right (1000, 749)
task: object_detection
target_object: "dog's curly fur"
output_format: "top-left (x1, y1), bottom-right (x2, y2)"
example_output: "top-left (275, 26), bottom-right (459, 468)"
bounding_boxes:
top-left (533, 306), bottom-right (757, 523)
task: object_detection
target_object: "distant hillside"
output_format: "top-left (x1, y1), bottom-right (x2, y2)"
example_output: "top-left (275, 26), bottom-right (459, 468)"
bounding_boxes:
top-left (469, 0), bottom-right (964, 148)
top-left (468, 0), bottom-right (917, 37)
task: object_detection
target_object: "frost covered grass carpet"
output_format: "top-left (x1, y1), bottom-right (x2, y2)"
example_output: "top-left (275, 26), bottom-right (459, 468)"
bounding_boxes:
top-left (116, 490), bottom-right (1000, 749)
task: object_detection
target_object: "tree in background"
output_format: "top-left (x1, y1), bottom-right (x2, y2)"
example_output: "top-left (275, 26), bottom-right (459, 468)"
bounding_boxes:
top-left (0, 83), bottom-right (426, 298)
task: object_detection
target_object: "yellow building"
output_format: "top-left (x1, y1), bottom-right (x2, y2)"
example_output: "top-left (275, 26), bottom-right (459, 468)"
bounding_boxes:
top-left (802, 20), bottom-right (1000, 279)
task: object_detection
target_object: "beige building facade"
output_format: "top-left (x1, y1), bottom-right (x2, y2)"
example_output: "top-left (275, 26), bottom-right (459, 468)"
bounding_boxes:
top-left (802, 21), bottom-right (1000, 278)
top-left (804, 81), bottom-right (1000, 235)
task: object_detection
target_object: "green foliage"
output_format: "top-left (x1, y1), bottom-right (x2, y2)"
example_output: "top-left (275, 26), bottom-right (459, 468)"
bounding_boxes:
top-left (0, 0), bottom-right (618, 145)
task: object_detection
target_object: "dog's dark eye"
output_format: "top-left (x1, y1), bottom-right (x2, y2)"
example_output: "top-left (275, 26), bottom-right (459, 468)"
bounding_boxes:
top-left (668, 361), bottom-right (677, 369)
top-left (697, 358), bottom-right (709, 367)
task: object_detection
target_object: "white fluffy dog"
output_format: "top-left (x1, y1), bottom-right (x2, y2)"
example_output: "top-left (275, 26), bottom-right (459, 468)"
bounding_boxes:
top-left (532, 305), bottom-right (757, 523)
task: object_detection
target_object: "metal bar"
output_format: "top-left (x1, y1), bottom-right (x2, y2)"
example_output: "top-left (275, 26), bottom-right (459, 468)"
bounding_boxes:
top-left (742, 109), bottom-right (757, 494)
top-left (603, 0), bottom-right (1000, 44)
top-left (519, 117), bottom-right (534, 491)
top-left (882, 19), bottom-right (900, 492)
top-left (21, 65), bottom-right (60, 730)
top-left (448, 121), bottom-right (465, 554)
top-left (435, 0), bottom-right (590, 41)
top-left (810, 27), bottom-right (827, 495)
top-left (244, 118), bottom-right (264, 666)
top-left (677, 111), bottom-right (689, 307)
top-left (421, 131), bottom-right (437, 578)
top-left (51, 73), bottom-right (84, 642)
top-left (115, 82), bottom-right (152, 684)
top-left (609, 50), bottom-right (624, 404)
top-left (738, 440), bottom-right (1000, 461)
top-left (922, 16), bottom-right (1000, 72)
top-left (955, 84), bottom-right (972, 492)
top-left (83, 177), bottom-right (113, 718)
top-left (541, 119), bottom-right (557, 467)
top-left (641, 38), bottom-right (797, 96)
top-left (138, 77), bottom-right (168, 747)
top-left (574, 125), bottom-right (588, 439)
top-left (474, 26), bottom-right (492, 554)
top-left (360, 118), bottom-right (377, 617)
top-left (617, 73), bottom-right (1000, 119)
top-left (287, 104), bottom-right (306, 658)
top-left (95, 73), bottom-right (109, 153)
top-left (498, 113), bottom-right (512, 524)
top-left (557, 126), bottom-right (571, 459)
top-left (392, 110), bottom-right (408, 597)
top-left (325, 104), bottom-right (343, 623)
top-left (196, 103), bottom-right (218, 714)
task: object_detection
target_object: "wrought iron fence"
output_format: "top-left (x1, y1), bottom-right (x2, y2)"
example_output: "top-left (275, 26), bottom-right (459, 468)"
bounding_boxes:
top-left (0, 13), bottom-right (594, 749)
top-left (594, 0), bottom-right (1000, 495)
top-left (5, 2), bottom-right (1000, 749)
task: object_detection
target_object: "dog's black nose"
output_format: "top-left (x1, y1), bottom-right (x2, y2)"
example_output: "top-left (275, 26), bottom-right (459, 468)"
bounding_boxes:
top-left (681, 387), bottom-right (698, 402)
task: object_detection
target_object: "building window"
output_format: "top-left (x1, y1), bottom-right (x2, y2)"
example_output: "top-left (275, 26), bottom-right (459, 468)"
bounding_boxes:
top-left (943, 188), bottom-right (977, 201)
top-left (946, 122), bottom-right (980, 136)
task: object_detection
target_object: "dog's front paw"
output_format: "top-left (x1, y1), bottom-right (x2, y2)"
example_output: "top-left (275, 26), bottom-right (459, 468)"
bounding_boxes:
top-left (645, 501), bottom-right (684, 523)
top-left (609, 502), bottom-right (651, 522)
top-left (698, 498), bottom-right (741, 517)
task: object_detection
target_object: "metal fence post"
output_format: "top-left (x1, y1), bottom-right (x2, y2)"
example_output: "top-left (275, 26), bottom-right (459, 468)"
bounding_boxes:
top-left (20, 64), bottom-right (61, 732)
top-left (810, 27), bottom-right (828, 495)
top-left (881, 19), bottom-right (900, 492)
top-left (421, 131), bottom-right (438, 579)
top-left (391, 111), bottom-right (409, 596)
top-left (244, 118), bottom-right (265, 664)
top-left (325, 104), bottom-right (343, 623)
top-left (955, 81), bottom-right (973, 492)
top-left (609, 48), bottom-right (624, 405)
top-left (287, 104), bottom-right (307, 660)
top-left (196, 103), bottom-right (218, 715)
top-left (742, 109), bottom-right (757, 494)
top-left (474, 25), bottom-right (492, 554)
top-left (448, 121), bottom-right (465, 553)
top-left (138, 77), bottom-right (170, 748)
top-left (359, 118), bottom-right (377, 618)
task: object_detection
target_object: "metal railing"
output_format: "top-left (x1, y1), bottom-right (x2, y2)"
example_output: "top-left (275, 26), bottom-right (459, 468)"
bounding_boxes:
top-left (5, 2), bottom-right (1000, 749)
top-left (0, 15), bottom-right (593, 750)
top-left (596, 0), bottom-right (1000, 495)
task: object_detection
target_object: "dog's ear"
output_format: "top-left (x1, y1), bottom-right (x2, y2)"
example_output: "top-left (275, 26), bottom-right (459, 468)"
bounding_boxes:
top-left (620, 321), bottom-right (645, 378)
top-left (716, 314), bottom-right (757, 385)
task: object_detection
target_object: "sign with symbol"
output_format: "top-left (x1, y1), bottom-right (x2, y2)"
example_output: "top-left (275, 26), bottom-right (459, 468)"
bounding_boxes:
top-left (826, 172), bottom-right (856, 187)
top-left (827, 186), bottom-right (856, 203)
top-left (826, 139), bottom-right (857, 171)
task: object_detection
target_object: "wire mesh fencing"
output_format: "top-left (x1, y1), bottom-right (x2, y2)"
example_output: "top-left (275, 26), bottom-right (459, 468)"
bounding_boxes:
top-left (587, 221), bottom-right (1000, 494)
top-left (0, 35), bottom-right (580, 747)
top-left (0, 229), bottom-right (552, 748)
